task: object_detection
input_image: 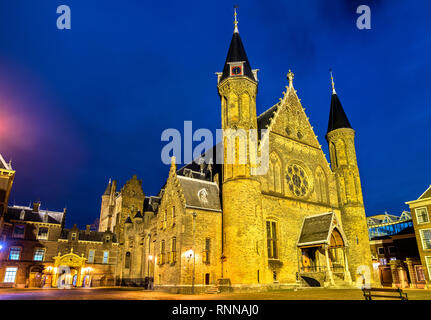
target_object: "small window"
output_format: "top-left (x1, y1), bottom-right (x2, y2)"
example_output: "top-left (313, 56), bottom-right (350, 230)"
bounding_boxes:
top-left (103, 251), bottom-right (109, 264)
top-left (71, 233), bottom-right (77, 241)
top-left (266, 221), bottom-right (278, 259)
top-left (37, 227), bottom-right (49, 240)
top-left (88, 250), bottom-right (95, 263)
top-left (388, 246), bottom-right (396, 255)
top-left (125, 252), bottom-right (131, 269)
top-left (416, 208), bottom-right (429, 224)
top-left (172, 206), bottom-right (175, 218)
top-left (33, 248), bottom-right (45, 261)
top-left (105, 236), bottom-right (110, 243)
top-left (12, 225), bottom-right (25, 239)
top-left (9, 247), bottom-right (21, 260)
top-left (426, 257), bottom-right (431, 281)
top-left (420, 229), bottom-right (431, 250)
top-left (377, 247), bottom-right (385, 255)
top-left (3, 267), bottom-right (18, 283)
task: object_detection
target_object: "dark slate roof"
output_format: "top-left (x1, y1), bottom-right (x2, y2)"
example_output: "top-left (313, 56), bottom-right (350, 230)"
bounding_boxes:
top-left (176, 144), bottom-right (223, 185)
top-left (220, 31), bottom-right (255, 83)
top-left (5, 205), bottom-right (65, 225)
top-left (257, 105), bottom-right (278, 139)
top-left (177, 176), bottom-right (221, 212)
top-left (144, 196), bottom-right (160, 213)
top-left (419, 186), bottom-right (431, 200)
top-left (134, 211), bottom-right (143, 219)
top-left (60, 229), bottom-right (117, 242)
top-left (327, 93), bottom-right (352, 134)
top-left (297, 212), bottom-right (334, 246)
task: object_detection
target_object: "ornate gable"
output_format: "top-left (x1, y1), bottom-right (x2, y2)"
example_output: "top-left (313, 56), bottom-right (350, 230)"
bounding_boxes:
top-left (269, 83), bottom-right (320, 149)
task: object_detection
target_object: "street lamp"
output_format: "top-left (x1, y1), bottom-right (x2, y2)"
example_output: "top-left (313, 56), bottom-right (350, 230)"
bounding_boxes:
top-left (191, 212), bottom-right (197, 294)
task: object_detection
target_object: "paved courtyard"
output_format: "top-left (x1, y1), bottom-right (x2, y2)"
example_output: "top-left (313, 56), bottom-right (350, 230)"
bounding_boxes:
top-left (0, 287), bottom-right (431, 300)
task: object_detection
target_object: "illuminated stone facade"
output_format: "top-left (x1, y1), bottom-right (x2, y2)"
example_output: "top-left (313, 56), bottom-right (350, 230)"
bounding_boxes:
top-left (107, 23), bottom-right (374, 292)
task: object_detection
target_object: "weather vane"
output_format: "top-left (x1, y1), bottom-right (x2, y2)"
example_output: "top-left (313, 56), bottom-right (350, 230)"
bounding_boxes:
top-left (329, 68), bottom-right (336, 94)
top-left (234, 5), bottom-right (239, 33)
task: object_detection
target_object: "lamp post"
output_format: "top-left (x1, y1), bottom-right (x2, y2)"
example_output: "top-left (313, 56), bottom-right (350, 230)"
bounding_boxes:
top-left (191, 211), bottom-right (197, 294)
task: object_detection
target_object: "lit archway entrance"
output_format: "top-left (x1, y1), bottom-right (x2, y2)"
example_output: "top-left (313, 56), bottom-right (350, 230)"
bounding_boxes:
top-left (52, 249), bottom-right (87, 288)
top-left (297, 212), bottom-right (352, 287)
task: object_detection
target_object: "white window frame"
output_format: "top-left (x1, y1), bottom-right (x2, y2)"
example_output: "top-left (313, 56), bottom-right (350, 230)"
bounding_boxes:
top-left (3, 267), bottom-right (18, 283)
top-left (416, 207), bottom-right (429, 224)
top-left (9, 247), bottom-right (21, 261)
top-left (88, 249), bottom-right (95, 263)
top-left (420, 228), bottom-right (431, 250)
top-left (102, 251), bottom-right (109, 264)
top-left (425, 256), bottom-right (431, 281)
top-left (37, 227), bottom-right (49, 240)
top-left (33, 248), bottom-right (45, 262)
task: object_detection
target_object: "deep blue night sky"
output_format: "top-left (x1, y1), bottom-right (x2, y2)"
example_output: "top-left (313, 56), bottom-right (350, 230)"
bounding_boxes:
top-left (0, 1), bottom-right (430, 228)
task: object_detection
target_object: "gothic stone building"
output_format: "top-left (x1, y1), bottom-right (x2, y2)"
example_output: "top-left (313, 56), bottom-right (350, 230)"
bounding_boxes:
top-left (102, 19), bottom-right (374, 292)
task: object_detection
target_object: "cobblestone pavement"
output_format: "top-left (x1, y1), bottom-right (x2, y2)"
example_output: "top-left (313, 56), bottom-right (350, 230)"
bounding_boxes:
top-left (0, 287), bottom-right (430, 300)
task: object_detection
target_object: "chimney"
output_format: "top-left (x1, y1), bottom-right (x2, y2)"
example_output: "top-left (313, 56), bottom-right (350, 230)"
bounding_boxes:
top-left (85, 225), bottom-right (91, 235)
top-left (33, 202), bottom-right (40, 212)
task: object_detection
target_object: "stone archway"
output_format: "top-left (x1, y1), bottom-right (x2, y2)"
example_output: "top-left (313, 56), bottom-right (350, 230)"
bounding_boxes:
top-left (52, 250), bottom-right (87, 288)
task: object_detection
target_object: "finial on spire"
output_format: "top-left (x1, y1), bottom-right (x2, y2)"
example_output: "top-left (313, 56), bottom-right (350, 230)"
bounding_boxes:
top-left (287, 69), bottom-right (294, 88)
top-left (234, 5), bottom-right (239, 33)
top-left (330, 69), bottom-right (336, 95)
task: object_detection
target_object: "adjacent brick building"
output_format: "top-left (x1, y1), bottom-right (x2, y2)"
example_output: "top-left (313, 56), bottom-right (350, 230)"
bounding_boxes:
top-left (406, 185), bottom-right (431, 288)
top-left (367, 211), bottom-right (425, 288)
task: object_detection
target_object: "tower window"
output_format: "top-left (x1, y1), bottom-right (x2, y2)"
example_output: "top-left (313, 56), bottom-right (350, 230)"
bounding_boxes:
top-left (266, 221), bottom-right (278, 259)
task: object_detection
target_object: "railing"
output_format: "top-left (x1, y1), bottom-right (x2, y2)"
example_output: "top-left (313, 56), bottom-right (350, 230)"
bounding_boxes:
top-left (300, 265), bottom-right (345, 273)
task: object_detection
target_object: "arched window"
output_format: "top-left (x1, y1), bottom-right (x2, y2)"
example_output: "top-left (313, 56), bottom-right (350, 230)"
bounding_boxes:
top-left (229, 93), bottom-right (239, 123)
top-left (268, 153), bottom-right (282, 193)
top-left (125, 252), bottom-right (131, 269)
top-left (330, 142), bottom-right (338, 168)
top-left (241, 93), bottom-right (250, 121)
top-left (315, 167), bottom-right (328, 203)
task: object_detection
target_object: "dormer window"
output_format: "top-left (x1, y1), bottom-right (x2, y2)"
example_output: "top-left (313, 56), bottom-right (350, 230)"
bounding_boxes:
top-left (19, 210), bottom-right (25, 220)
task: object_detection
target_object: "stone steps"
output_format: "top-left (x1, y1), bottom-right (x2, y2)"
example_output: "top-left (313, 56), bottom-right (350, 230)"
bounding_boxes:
top-left (206, 286), bottom-right (220, 294)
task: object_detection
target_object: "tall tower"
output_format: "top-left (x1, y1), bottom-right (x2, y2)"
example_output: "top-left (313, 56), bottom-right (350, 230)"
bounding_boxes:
top-left (0, 153), bottom-right (15, 235)
top-left (217, 9), bottom-right (263, 285)
top-left (325, 73), bottom-right (373, 283)
top-left (99, 179), bottom-right (116, 232)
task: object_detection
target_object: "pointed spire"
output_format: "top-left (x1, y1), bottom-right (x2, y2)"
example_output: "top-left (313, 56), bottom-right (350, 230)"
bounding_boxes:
top-left (326, 73), bottom-right (352, 134)
top-left (103, 179), bottom-right (112, 196)
top-left (219, 7), bottom-right (255, 83)
top-left (330, 69), bottom-right (336, 94)
top-left (287, 69), bottom-right (294, 88)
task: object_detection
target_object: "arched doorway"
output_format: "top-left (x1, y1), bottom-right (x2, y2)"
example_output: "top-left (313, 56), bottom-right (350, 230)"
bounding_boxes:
top-left (28, 266), bottom-right (44, 288)
top-left (52, 250), bottom-right (87, 288)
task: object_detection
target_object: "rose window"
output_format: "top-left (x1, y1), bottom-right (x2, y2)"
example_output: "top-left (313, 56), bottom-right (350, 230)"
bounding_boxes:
top-left (286, 164), bottom-right (309, 197)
